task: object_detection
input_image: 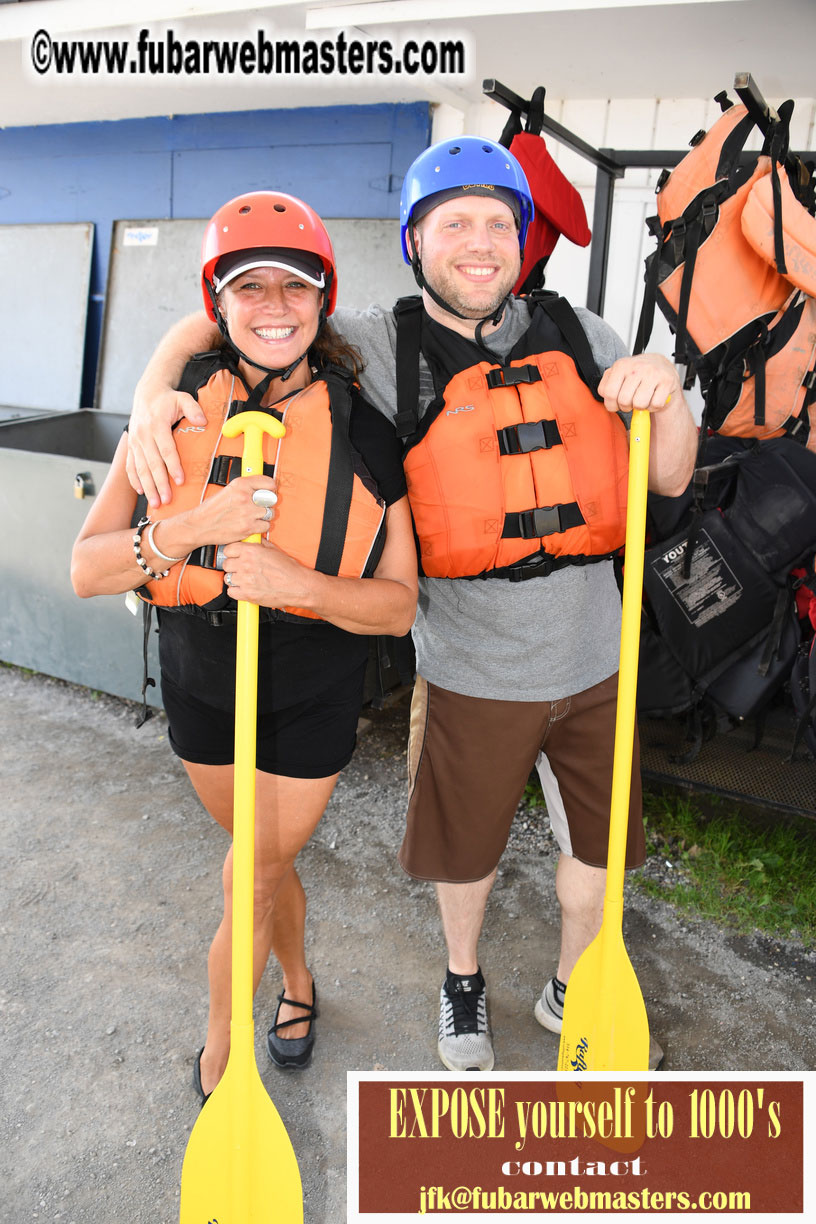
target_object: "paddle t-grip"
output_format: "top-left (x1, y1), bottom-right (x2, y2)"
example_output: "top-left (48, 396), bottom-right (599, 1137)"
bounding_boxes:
top-left (222, 409), bottom-right (286, 471)
top-left (221, 411), bottom-right (285, 543)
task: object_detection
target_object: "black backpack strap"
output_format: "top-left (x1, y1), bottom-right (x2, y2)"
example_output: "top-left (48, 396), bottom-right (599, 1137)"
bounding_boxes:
top-left (313, 368), bottom-right (357, 576)
top-left (393, 295), bottom-right (424, 440)
top-left (757, 584), bottom-right (793, 678)
top-left (634, 215), bottom-right (665, 354)
top-left (789, 685), bottom-right (816, 762)
top-left (529, 291), bottom-right (601, 395)
top-left (676, 110), bottom-right (760, 366)
top-left (135, 601), bottom-right (156, 728)
top-left (763, 100), bottom-right (794, 277)
top-left (176, 349), bottom-right (229, 398)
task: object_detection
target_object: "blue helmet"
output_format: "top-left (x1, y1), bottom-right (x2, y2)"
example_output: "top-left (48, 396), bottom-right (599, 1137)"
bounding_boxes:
top-left (399, 136), bottom-right (534, 264)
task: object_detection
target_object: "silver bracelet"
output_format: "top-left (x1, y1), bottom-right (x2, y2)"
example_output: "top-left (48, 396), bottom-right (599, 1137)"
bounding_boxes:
top-left (132, 517), bottom-right (169, 581)
top-left (146, 519), bottom-right (186, 564)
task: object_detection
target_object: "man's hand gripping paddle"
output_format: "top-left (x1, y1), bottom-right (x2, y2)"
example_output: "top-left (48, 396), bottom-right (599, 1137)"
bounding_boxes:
top-left (558, 410), bottom-right (651, 1073)
top-left (180, 411), bottom-right (303, 1222)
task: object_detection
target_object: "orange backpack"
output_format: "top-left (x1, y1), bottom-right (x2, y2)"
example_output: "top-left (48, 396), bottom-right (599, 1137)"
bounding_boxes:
top-left (636, 92), bottom-right (816, 454)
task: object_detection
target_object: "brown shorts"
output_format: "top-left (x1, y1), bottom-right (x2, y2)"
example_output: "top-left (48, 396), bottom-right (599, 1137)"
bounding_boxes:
top-left (398, 674), bottom-right (644, 883)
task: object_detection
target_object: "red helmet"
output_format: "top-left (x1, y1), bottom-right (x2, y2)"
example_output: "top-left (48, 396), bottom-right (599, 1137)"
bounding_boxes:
top-left (201, 191), bottom-right (337, 321)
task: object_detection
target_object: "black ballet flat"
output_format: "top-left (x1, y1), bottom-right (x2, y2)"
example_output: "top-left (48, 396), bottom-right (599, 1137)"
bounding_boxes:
top-left (266, 983), bottom-right (318, 1070)
top-left (192, 1047), bottom-right (211, 1106)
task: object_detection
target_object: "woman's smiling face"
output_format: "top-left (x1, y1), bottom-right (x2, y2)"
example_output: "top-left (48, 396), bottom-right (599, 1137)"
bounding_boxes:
top-left (218, 264), bottom-right (321, 379)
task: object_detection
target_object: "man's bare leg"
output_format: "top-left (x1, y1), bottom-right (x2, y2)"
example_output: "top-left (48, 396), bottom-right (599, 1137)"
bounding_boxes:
top-left (436, 870), bottom-right (497, 975)
top-left (435, 871), bottom-right (497, 1071)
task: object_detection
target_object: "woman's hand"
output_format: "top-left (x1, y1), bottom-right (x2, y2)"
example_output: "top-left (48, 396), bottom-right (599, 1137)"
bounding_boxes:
top-left (220, 538), bottom-right (313, 610)
top-left (221, 496), bottom-right (417, 635)
top-left (187, 477), bottom-right (279, 552)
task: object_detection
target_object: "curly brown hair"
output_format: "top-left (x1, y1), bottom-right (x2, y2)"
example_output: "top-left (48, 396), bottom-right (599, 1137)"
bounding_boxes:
top-left (311, 320), bottom-right (365, 376)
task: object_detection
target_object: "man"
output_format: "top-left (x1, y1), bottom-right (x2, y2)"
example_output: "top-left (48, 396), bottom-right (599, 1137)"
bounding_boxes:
top-left (127, 137), bottom-right (697, 1073)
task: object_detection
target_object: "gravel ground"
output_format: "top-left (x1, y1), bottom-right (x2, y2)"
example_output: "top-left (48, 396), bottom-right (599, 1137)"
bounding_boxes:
top-left (1, 664), bottom-right (814, 1222)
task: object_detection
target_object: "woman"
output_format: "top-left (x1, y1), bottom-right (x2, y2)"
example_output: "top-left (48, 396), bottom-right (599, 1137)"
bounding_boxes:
top-left (71, 191), bottom-right (417, 1100)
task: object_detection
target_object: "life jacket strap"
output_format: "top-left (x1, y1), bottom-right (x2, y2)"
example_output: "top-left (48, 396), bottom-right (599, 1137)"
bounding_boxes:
top-left (528, 291), bottom-right (603, 396)
top-left (503, 501), bottom-right (585, 540)
top-left (136, 601), bottom-right (156, 729)
top-left (208, 454), bottom-right (276, 487)
top-left (498, 551), bottom-right (608, 583)
top-left (394, 295), bottom-right (424, 440)
top-left (187, 544), bottom-right (219, 571)
top-left (497, 418), bottom-right (563, 455)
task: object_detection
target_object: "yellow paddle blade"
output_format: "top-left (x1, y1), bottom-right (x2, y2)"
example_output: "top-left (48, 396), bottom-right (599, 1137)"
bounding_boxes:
top-left (180, 1027), bottom-right (302, 1224)
top-left (558, 922), bottom-right (649, 1072)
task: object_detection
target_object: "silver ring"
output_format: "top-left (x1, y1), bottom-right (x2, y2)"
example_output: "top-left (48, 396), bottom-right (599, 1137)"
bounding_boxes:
top-left (224, 572), bottom-right (233, 587)
top-left (261, 506), bottom-right (273, 522)
top-left (252, 489), bottom-right (278, 508)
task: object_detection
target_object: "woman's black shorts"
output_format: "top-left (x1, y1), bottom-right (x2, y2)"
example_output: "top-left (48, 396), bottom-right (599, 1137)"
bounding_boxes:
top-left (160, 659), bottom-right (368, 779)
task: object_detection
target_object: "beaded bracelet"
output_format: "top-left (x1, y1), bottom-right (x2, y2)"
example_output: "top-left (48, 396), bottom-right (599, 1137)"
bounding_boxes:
top-left (146, 519), bottom-right (186, 565)
top-left (132, 517), bottom-right (169, 581)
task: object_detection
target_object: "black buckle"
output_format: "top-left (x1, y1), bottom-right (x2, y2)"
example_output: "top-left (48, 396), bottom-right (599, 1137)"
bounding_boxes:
top-left (394, 409), bottom-right (418, 439)
top-left (209, 455), bottom-right (239, 487)
top-left (486, 364), bottom-right (541, 390)
top-left (508, 554), bottom-right (555, 582)
top-left (692, 467), bottom-right (709, 501)
top-left (188, 544), bottom-right (220, 570)
top-left (210, 455), bottom-right (274, 486)
top-left (498, 419), bottom-right (562, 455)
top-left (701, 197), bottom-right (718, 235)
top-left (519, 506), bottom-right (563, 538)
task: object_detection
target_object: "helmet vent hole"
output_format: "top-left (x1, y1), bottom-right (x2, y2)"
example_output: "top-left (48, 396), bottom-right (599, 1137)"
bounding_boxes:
top-left (449, 146), bottom-right (461, 155)
top-left (274, 204), bottom-right (286, 212)
top-left (482, 144), bottom-right (493, 153)
top-left (238, 205), bottom-right (251, 214)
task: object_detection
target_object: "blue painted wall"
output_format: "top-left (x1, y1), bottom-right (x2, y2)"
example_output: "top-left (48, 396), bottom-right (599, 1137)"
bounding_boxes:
top-left (0, 102), bottom-right (430, 403)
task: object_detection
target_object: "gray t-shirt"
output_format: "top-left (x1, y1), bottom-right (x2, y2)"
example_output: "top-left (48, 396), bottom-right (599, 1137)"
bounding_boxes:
top-left (334, 297), bottom-right (629, 701)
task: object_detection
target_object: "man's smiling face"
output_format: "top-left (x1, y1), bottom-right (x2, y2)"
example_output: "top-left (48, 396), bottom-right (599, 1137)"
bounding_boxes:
top-left (413, 193), bottom-right (522, 323)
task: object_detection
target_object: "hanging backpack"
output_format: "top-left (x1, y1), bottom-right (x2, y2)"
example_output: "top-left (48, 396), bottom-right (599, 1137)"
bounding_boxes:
top-left (635, 90), bottom-right (816, 454)
top-left (637, 435), bottom-right (816, 759)
top-left (497, 87), bottom-right (592, 294)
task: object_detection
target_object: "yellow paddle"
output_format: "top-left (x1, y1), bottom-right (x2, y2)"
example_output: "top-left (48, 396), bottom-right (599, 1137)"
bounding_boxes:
top-left (180, 410), bottom-right (303, 1222)
top-left (558, 409), bottom-right (651, 1073)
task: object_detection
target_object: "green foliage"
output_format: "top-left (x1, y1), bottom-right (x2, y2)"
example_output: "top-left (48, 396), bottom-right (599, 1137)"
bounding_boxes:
top-left (523, 772), bottom-right (546, 807)
top-left (523, 770), bottom-right (816, 947)
top-left (638, 787), bottom-right (816, 949)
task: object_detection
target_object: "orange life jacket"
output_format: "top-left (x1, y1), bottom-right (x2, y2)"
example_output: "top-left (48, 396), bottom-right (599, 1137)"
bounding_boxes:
top-left (636, 95), bottom-right (816, 454)
top-left (139, 358), bottom-right (386, 621)
top-left (394, 294), bottom-right (630, 581)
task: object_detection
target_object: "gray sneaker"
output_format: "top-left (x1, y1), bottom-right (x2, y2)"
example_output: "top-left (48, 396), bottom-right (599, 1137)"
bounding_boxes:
top-left (534, 976), bottom-right (665, 1070)
top-left (437, 971), bottom-right (494, 1072)
top-left (534, 975), bottom-right (565, 1034)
